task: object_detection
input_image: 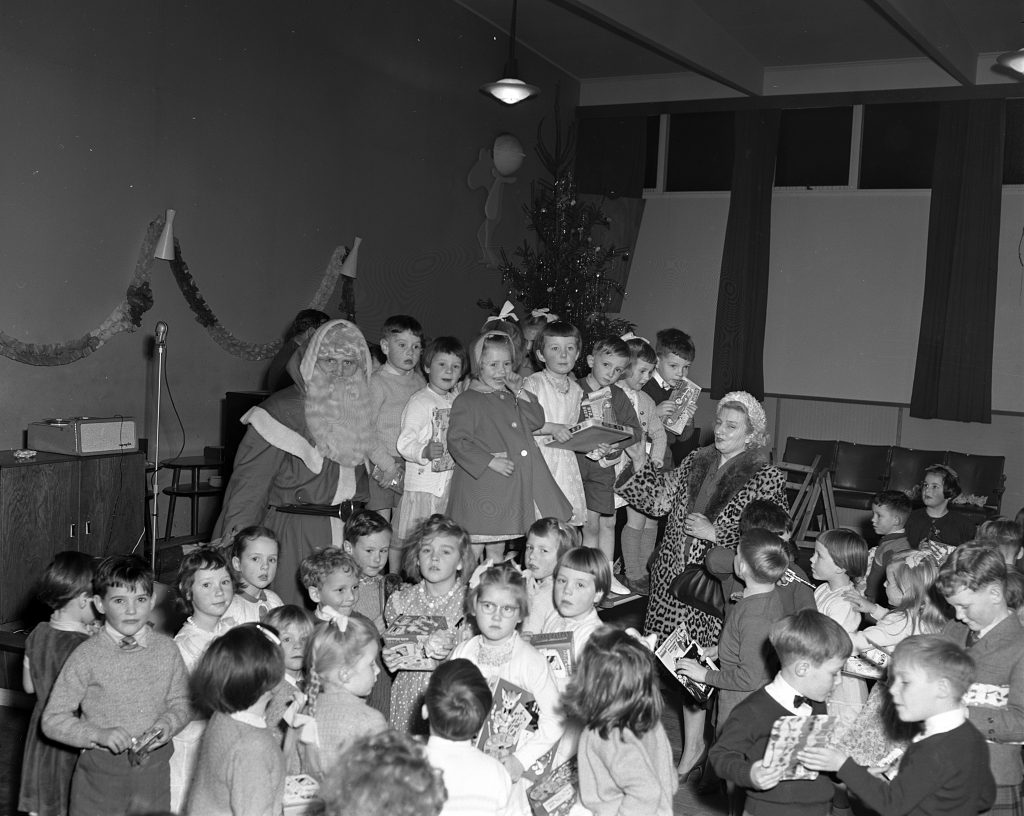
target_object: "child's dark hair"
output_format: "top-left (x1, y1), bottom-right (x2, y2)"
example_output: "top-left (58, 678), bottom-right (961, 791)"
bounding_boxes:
top-left (467, 561), bottom-right (528, 620)
top-left (300, 548), bottom-right (359, 590)
top-left (190, 623), bottom-right (285, 716)
top-left (344, 509), bottom-right (392, 544)
top-left (286, 309), bottom-right (331, 341)
top-left (654, 328), bottom-right (695, 361)
top-left (936, 543), bottom-right (1007, 596)
top-left (527, 517), bottom-right (581, 558)
top-left (533, 321), bottom-right (582, 362)
top-left (425, 658), bottom-right (492, 741)
top-left (770, 609), bottom-right (853, 666)
top-left (737, 529), bottom-right (790, 584)
top-left (555, 547), bottom-right (612, 600)
top-left (739, 500), bottom-right (793, 537)
top-left (891, 634), bottom-right (975, 699)
top-left (624, 336), bottom-right (657, 367)
top-left (924, 464), bottom-right (961, 500)
top-left (590, 336), bottom-right (630, 359)
top-left (381, 314), bottom-right (424, 341)
top-left (818, 528), bottom-right (869, 581)
top-left (562, 625), bottom-right (662, 739)
top-left (264, 603), bottom-right (316, 640)
top-left (871, 490), bottom-right (913, 525)
top-left (38, 551), bottom-right (95, 611)
top-left (177, 546), bottom-right (233, 614)
top-left (321, 731), bottom-right (446, 816)
top-left (403, 514), bottom-right (474, 581)
top-left (421, 335), bottom-right (468, 379)
top-left (229, 525), bottom-right (280, 562)
top-left (306, 615), bottom-right (379, 715)
top-left (94, 554), bottom-right (154, 597)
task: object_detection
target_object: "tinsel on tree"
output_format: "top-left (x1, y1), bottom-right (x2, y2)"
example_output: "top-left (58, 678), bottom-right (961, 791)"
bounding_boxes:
top-left (495, 117), bottom-right (633, 372)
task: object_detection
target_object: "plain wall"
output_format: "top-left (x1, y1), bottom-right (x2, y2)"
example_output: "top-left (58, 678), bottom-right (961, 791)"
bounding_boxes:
top-left (0, 2), bottom-right (577, 518)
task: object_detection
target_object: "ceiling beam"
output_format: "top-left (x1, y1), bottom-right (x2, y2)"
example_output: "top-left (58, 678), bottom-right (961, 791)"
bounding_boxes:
top-left (865, 0), bottom-right (977, 85)
top-left (552, 0), bottom-right (764, 96)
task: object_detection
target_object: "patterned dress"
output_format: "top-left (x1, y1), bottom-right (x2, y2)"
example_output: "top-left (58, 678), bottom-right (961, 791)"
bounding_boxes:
top-left (384, 581), bottom-right (467, 734)
top-left (617, 445), bottom-right (786, 647)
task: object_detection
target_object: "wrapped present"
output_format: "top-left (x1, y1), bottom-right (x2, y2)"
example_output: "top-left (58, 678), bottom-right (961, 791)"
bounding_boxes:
top-left (383, 614), bottom-right (449, 670)
top-left (527, 756), bottom-right (579, 816)
top-left (530, 631), bottom-right (575, 684)
top-left (762, 715), bottom-right (839, 781)
top-left (475, 678), bottom-right (540, 761)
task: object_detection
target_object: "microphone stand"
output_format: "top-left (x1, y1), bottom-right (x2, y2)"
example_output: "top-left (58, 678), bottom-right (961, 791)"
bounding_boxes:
top-left (150, 323), bottom-right (167, 572)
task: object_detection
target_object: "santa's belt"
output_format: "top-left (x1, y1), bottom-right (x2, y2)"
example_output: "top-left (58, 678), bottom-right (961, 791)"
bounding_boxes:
top-left (270, 501), bottom-right (365, 520)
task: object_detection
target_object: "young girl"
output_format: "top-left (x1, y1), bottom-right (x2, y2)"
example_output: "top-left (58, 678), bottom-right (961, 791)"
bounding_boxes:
top-left (301, 615), bottom-right (387, 779)
top-left (396, 336), bottom-right (467, 541)
top-left (449, 561), bottom-right (563, 781)
top-left (522, 517), bottom-right (580, 637)
top-left (525, 320), bottom-right (587, 527)
top-left (617, 335), bottom-right (666, 593)
top-left (184, 623), bottom-right (286, 816)
top-left (447, 331), bottom-right (572, 563)
top-left (174, 547), bottom-right (238, 672)
top-left (810, 528), bottom-right (869, 725)
top-left (520, 307), bottom-right (556, 377)
top-left (19, 552), bottom-right (95, 816)
top-left (383, 514), bottom-right (473, 733)
top-left (561, 625), bottom-right (677, 815)
top-left (543, 546), bottom-right (610, 665)
top-left (224, 526), bottom-right (283, 624)
top-left (264, 604), bottom-right (315, 771)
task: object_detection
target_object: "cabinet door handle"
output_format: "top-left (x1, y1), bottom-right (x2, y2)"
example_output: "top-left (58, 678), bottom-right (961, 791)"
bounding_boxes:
top-left (85, 521), bottom-right (92, 535)
top-left (70, 523), bottom-right (77, 538)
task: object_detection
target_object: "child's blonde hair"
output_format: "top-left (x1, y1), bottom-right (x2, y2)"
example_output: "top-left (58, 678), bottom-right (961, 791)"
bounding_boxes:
top-left (402, 514), bottom-right (474, 580)
top-left (467, 562), bottom-right (529, 620)
top-left (885, 551), bottom-right (948, 635)
top-left (818, 528), bottom-right (869, 581)
top-left (305, 615), bottom-right (378, 715)
top-left (561, 625), bottom-right (661, 738)
top-left (470, 331), bottom-right (518, 377)
top-left (300, 548), bottom-right (359, 590)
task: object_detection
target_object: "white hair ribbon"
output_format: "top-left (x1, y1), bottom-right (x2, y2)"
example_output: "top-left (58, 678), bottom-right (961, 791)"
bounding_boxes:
top-left (620, 332), bottom-right (650, 344)
top-left (468, 559), bottom-right (494, 589)
top-left (484, 300), bottom-right (518, 324)
top-left (531, 308), bottom-right (558, 323)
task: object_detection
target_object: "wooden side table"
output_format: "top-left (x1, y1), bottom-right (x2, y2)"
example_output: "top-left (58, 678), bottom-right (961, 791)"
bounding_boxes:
top-left (161, 456), bottom-right (224, 540)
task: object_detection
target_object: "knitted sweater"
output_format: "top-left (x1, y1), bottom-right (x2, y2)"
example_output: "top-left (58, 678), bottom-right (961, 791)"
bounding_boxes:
top-left (185, 712), bottom-right (285, 816)
top-left (43, 628), bottom-right (190, 747)
top-left (313, 688), bottom-right (387, 773)
top-left (577, 724), bottom-right (676, 816)
top-left (371, 363), bottom-right (426, 457)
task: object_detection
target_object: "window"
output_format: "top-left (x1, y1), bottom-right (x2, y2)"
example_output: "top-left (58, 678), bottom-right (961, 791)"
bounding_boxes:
top-left (859, 102), bottom-right (939, 189)
top-left (666, 112), bottom-right (734, 192)
top-left (775, 107), bottom-right (852, 187)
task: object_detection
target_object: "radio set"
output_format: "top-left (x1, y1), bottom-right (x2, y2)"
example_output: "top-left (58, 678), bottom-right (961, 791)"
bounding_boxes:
top-left (27, 416), bottom-right (138, 456)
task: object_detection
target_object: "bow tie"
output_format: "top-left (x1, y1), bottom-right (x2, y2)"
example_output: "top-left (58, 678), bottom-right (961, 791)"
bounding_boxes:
top-left (793, 695), bottom-right (812, 709)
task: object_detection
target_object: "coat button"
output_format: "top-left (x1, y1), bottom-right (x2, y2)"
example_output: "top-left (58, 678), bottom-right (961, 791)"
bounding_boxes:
top-left (511, 422), bottom-right (518, 428)
top-left (520, 450), bottom-right (528, 457)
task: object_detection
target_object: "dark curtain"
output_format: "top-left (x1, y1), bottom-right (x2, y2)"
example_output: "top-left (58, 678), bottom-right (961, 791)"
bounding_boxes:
top-left (575, 116), bottom-right (647, 198)
top-left (710, 109), bottom-right (781, 400)
top-left (910, 99), bottom-right (1005, 423)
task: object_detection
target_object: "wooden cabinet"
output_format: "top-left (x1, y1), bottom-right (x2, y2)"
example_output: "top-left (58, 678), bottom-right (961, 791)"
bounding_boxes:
top-left (0, 450), bottom-right (144, 624)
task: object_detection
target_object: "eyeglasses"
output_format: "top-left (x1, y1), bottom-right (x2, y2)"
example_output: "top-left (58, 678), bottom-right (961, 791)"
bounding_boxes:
top-left (477, 600), bottom-right (520, 618)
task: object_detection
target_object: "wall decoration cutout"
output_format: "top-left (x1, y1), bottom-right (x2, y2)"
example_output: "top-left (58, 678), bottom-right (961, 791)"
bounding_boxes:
top-left (468, 133), bottom-right (525, 268)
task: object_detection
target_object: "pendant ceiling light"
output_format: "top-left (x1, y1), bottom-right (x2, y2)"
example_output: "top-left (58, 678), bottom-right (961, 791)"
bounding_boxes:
top-left (481, 0), bottom-right (540, 105)
top-left (996, 48), bottom-right (1024, 77)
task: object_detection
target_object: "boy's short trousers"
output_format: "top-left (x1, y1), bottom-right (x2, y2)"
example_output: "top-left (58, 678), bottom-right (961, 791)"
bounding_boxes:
top-left (578, 455), bottom-right (615, 515)
top-left (367, 478), bottom-right (401, 512)
top-left (70, 742), bottom-right (171, 816)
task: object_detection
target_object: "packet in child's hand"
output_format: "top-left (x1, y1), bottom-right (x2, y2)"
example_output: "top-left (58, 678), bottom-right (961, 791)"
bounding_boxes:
top-left (663, 377), bottom-right (701, 436)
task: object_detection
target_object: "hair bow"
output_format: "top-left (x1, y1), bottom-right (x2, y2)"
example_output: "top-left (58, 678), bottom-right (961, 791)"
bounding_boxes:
top-left (484, 300), bottom-right (518, 324)
top-left (531, 308), bottom-right (558, 323)
top-left (282, 705), bottom-right (319, 745)
top-left (620, 331), bottom-right (650, 344)
top-left (254, 623), bottom-right (282, 645)
top-left (901, 549), bottom-right (937, 570)
top-left (468, 559), bottom-right (494, 589)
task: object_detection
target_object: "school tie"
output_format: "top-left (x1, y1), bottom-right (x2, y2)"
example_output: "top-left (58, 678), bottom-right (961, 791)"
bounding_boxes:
top-left (966, 629), bottom-right (981, 648)
top-left (120, 635), bottom-right (140, 651)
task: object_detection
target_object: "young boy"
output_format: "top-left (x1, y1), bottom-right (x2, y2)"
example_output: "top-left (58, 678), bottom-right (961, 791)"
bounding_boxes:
top-left (641, 327), bottom-right (696, 468)
top-left (342, 509), bottom-right (400, 634)
top-left (709, 609), bottom-right (852, 816)
top-left (936, 544), bottom-right (1024, 811)
top-left (422, 658), bottom-right (530, 816)
top-left (799, 635), bottom-right (995, 816)
top-left (575, 336), bottom-right (641, 566)
top-left (541, 547), bottom-right (611, 671)
top-left (42, 555), bottom-right (191, 816)
top-left (678, 529), bottom-right (790, 727)
top-left (706, 499), bottom-right (815, 617)
top-left (906, 464), bottom-right (977, 550)
top-left (864, 490), bottom-right (912, 604)
top-left (976, 517), bottom-right (1024, 571)
top-left (369, 314), bottom-right (426, 568)
top-left (299, 547), bottom-right (361, 624)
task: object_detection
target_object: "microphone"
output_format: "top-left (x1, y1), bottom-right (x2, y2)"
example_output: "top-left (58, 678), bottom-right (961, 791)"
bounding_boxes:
top-left (155, 321), bottom-right (168, 348)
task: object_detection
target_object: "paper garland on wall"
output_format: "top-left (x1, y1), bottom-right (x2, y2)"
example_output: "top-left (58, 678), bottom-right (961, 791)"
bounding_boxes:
top-left (0, 213), bottom-right (354, 366)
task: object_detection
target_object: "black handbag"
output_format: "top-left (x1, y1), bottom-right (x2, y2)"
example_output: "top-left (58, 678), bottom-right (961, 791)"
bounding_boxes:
top-left (668, 563), bottom-right (725, 620)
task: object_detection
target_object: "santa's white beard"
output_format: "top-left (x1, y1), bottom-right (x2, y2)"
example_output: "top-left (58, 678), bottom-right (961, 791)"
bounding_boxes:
top-left (304, 369), bottom-right (377, 467)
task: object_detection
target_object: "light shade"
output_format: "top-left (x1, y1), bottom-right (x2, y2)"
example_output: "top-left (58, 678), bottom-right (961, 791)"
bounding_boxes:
top-left (997, 48), bottom-right (1024, 76)
top-left (154, 209), bottom-right (176, 260)
top-left (481, 77), bottom-right (540, 105)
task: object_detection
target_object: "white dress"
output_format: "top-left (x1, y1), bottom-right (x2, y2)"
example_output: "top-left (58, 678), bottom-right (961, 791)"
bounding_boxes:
top-left (815, 583), bottom-right (867, 725)
top-left (525, 371), bottom-right (586, 526)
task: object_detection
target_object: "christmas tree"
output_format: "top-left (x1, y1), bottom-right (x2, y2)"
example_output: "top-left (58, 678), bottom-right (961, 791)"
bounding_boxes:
top-left (495, 116), bottom-right (633, 372)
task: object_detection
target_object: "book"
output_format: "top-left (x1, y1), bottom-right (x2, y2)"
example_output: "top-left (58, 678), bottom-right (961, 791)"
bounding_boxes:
top-left (530, 631), bottom-right (575, 684)
top-left (654, 622), bottom-right (718, 706)
top-left (579, 386), bottom-right (615, 422)
top-left (762, 715), bottom-right (839, 781)
top-left (545, 418), bottom-right (631, 452)
top-left (663, 377), bottom-right (701, 436)
top-left (429, 407), bottom-right (454, 472)
top-left (382, 614), bottom-right (448, 670)
top-left (475, 678), bottom-right (540, 762)
top-left (527, 756), bottom-right (579, 816)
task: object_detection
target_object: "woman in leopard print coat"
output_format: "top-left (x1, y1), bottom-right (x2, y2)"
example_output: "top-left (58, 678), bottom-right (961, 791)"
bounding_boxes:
top-left (617, 391), bottom-right (786, 776)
